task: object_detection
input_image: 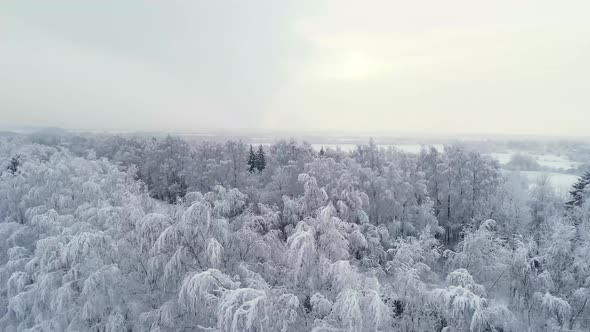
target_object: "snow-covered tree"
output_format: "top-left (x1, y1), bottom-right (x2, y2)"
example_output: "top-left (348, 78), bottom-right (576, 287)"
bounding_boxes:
top-left (1, 134), bottom-right (589, 332)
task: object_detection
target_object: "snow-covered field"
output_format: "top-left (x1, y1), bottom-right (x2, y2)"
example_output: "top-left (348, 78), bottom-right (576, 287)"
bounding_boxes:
top-left (537, 154), bottom-right (582, 170)
top-left (488, 151), bottom-right (581, 190)
top-left (488, 152), bottom-right (513, 165)
top-left (488, 151), bottom-right (581, 170)
top-left (509, 170), bottom-right (578, 192)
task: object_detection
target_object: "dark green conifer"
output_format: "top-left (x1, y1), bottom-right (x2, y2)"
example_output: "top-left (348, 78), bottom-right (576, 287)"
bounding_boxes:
top-left (256, 145), bottom-right (266, 172)
top-left (6, 155), bottom-right (20, 174)
top-left (247, 145), bottom-right (257, 173)
top-left (566, 171), bottom-right (590, 208)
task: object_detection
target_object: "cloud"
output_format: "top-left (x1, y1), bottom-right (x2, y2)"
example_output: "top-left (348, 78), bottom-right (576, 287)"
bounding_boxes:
top-left (1, 0), bottom-right (589, 136)
top-left (265, 0), bottom-right (590, 136)
top-left (0, 0), bottom-right (312, 131)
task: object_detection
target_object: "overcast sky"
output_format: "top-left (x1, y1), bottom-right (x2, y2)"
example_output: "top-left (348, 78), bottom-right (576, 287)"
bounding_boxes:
top-left (1, 1), bottom-right (589, 136)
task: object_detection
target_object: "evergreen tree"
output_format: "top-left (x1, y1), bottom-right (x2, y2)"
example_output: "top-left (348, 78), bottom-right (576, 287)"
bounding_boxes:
top-left (6, 155), bottom-right (20, 174)
top-left (566, 171), bottom-right (590, 208)
top-left (247, 145), bottom-right (257, 173)
top-left (319, 146), bottom-right (325, 157)
top-left (256, 144), bottom-right (266, 172)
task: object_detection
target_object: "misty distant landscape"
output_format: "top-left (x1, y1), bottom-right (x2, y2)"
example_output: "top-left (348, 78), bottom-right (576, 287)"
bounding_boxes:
top-left (2, 1), bottom-right (590, 332)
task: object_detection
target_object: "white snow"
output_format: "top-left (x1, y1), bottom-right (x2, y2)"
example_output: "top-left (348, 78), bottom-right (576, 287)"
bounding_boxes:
top-left (521, 171), bottom-right (578, 192)
top-left (488, 151), bottom-right (581, 170)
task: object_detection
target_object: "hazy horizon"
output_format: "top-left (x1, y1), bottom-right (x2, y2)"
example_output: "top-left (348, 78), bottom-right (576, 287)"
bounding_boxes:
top-left (3, 123), bottom-right (590, 141)
top-left (2, 1), bottom-right (589, 136)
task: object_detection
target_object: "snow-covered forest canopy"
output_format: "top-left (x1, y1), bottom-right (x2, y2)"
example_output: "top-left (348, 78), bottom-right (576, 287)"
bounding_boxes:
top-left (1, 132), bottom-right (589, 332)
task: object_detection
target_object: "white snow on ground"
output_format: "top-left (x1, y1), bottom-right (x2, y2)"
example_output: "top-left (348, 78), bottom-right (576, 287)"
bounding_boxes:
top-left (504, 170), bottom-right (578, 193)
top-left (522, 171), bottom-right (578, 192)
top-left (488, 151), bottom-right (581, 170)
top-left (487, 151), bottom-right (582, 190)
top-left (536, 154), bottom-right (582, 170)
top-left (488, 152), bottom-right (513, 165)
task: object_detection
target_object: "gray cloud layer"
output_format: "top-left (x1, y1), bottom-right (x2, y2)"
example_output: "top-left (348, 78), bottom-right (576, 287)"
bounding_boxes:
top-left (1, 1), bottom-right (311, 131)
top-left (1, 1), bottom-right (589, 136)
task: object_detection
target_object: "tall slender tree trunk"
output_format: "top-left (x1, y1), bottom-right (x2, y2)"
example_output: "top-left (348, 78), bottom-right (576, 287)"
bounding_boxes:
top-left (447, 181), bottom-right (452, 244)
top-left (471, 171), bottom-right (477, 220)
